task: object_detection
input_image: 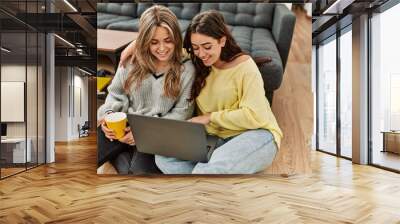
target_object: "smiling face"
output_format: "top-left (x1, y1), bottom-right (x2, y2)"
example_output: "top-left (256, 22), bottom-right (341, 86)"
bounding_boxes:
top-left (190, 32), bottom-right (226, 67)
top-left (149, 26), bottom-right (175, 64)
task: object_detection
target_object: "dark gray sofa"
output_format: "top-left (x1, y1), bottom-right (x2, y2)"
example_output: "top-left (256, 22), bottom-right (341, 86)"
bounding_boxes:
top-left (97, 3), bottom-right (296, 103)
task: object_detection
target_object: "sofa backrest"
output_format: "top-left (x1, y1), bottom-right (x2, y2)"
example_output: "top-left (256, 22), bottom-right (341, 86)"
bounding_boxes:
top-left (99, 3), bottom-right (276, 30)
top-left (163, 3), bottom-right (201, 20)
top-left (200, 3), bottom-right (275, 29)
top-left (98, 3), bottom-right (202, 21)
top-left (97, 3), bottom-right (137, 17)
top-left (136, 3), bottom-right (201, 20)
top-left (136, 3), bottom-right (153, 17)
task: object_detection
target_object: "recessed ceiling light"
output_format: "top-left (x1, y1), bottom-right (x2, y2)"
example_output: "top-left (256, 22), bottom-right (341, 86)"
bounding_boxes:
top-left (78, 67), bottom-right (93, 76)
top-left (323, 0), bottom-right (355, 15)
top-left (63, 0), bottom-right (78, 12)
top-left (54, 34), bottom-right (75, 48)
top-left (1, 47), bottom-right (11, 53)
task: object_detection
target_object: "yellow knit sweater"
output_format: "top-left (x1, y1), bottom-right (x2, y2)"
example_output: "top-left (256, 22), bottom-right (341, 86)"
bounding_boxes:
top-left (196, 58), bottom-right (283, 147)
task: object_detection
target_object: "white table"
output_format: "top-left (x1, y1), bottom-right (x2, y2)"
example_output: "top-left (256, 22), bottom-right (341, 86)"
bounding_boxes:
top-left (1, 138), bottom-right (32, 163)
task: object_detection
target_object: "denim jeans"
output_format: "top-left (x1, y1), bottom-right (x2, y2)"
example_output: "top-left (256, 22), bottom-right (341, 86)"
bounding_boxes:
top-left (155, 129), bottom-right (278, 174)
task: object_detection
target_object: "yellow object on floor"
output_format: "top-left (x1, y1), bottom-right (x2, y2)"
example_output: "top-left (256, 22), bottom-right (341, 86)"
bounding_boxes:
top-left (97, 77), bottom-right (112, 91)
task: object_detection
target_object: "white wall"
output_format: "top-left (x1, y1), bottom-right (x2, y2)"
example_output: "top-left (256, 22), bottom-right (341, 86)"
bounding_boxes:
top-left (1, 65), bottom-right (36, 137)
top-left (1, 65), bottom-right (26, 139)
top-left (54, 67), bottom-right (89, 141)
top-left (76, 72), bottom-right (89, 139)
top-left (70, 72), bottom-right (89, 139)
top-left (55, 66), bottom-right (68, 141)
top-left (1, 63), bottom-right (46, 164)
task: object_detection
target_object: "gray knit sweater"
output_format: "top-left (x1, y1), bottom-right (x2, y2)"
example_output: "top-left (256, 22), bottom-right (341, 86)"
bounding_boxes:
top-left (97, 60), bottom-right (195, 121)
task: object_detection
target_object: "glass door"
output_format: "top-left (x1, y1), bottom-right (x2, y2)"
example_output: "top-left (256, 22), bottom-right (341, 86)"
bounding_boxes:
top-left (0, 0), bottom-right (46, 179)
top-left (1, 29), bottom-right (28, 178)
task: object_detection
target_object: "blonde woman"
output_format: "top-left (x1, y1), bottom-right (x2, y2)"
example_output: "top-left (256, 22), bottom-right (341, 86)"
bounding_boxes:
top-left (97, 5), bottom-right (195, 174)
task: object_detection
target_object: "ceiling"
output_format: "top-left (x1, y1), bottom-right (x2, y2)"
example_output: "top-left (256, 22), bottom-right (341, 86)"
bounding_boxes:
top-left (312, 0), bottom-right (391, 44)
top-left (3, 0), bottom-right (395, 72)
top-left (0, 0), bottom-right (96, 74)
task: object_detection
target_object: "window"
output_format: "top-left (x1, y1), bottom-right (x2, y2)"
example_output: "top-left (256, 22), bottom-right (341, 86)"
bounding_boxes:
top-left (317, 36), bottom-right (337, 154)
top-left (370, 2), bottom-right (400, 171)
top-left (339, 28), bottom-right (352, 158)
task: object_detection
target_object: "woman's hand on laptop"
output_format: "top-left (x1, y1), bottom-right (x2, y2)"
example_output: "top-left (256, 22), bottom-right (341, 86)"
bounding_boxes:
top-left (119, 127), bottom-right (135, 146)
top-left (188, 113), bottom-right (211, 125)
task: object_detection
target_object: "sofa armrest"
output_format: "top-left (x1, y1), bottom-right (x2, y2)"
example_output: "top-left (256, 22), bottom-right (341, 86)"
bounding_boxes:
top-left (272, 4), bottom-right (296, 71)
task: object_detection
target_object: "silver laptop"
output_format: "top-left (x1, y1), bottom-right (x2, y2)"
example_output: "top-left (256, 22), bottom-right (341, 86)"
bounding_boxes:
top-left (127, 114), bottom-right (218, 162)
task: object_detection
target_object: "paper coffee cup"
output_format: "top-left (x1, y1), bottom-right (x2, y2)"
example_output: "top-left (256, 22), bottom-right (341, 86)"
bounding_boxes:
top-left (104, 112), bottom-right (127, 140)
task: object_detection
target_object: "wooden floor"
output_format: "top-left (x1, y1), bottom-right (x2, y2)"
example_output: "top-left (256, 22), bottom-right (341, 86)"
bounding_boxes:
top-left (1, 135), bottom-right (400, 223)
top-left (373, 151), bottom-right (400, 171)
top-left (1, 164), bottom-right (44, 178)
top-left (1, 167), bottom-right (25, 178)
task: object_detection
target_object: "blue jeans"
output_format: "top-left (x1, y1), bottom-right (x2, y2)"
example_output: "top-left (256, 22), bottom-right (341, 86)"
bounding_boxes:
top-left (155, 129), bottom-right (278, 174)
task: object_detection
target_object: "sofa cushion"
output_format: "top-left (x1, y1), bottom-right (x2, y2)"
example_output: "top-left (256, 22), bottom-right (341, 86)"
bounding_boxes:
top-left (229, 26), bottom-right (282, 91)
top-left (97, 13), bottom-right (132, 29)
top-left (178, 19), bottom-right (191, 33)
top-left (97, 3), bottom-right (137, 17)
top-left (106, 18), bottom-right (190, 34)
top-left (255, 31), bottom-right (283, 91)
top-left (163, 3), bottom-right (201, 20)
top-left (107, 18), bottom-right (140, 31)
top-left (137, 3), bottom-right (154, 17)
top-left (200, 3), bottom-right (274, 29)
top-left (97, 3), bottom-right (107, 13)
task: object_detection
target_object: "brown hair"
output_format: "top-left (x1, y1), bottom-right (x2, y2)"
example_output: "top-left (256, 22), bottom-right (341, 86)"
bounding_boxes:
top-left (124, 5), bottom-right (183, 99)
top-left (183, 10), bottom-right (245, 100)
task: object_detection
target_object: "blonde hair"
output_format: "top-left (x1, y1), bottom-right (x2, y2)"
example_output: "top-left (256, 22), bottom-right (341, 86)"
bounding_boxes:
top-left (124, 5), bottom-right (183, 99)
